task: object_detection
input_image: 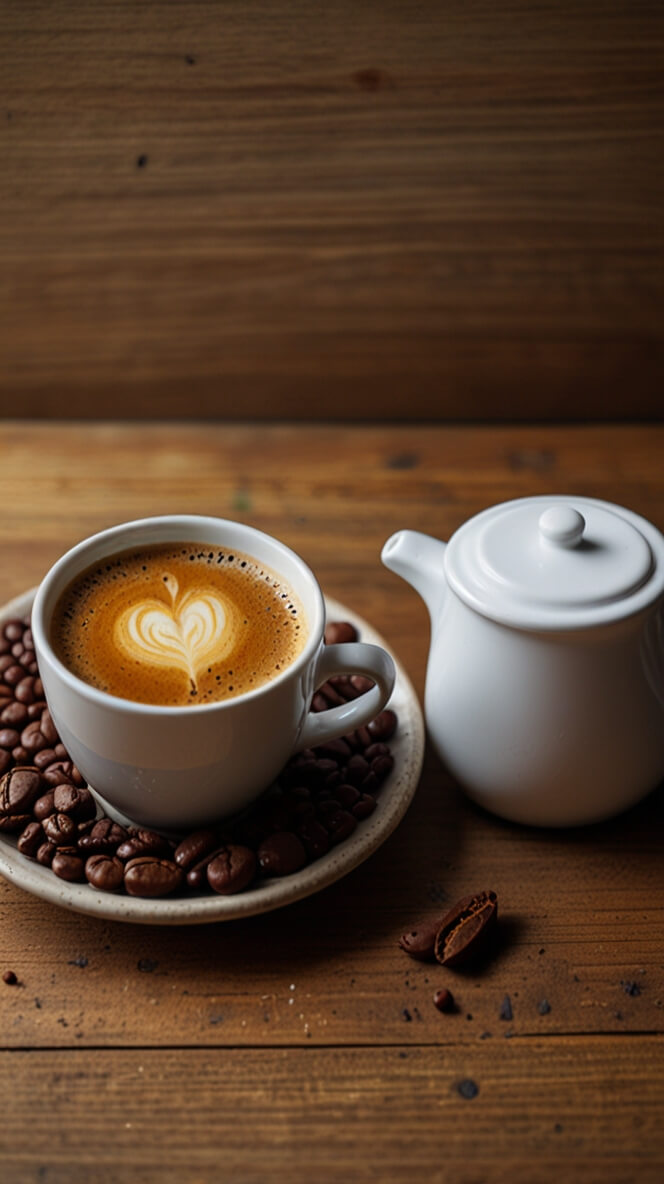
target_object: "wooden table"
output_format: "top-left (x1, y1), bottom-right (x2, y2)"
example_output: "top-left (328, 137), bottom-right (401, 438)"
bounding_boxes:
top-left (0, 420), bottom-right (662, 1182)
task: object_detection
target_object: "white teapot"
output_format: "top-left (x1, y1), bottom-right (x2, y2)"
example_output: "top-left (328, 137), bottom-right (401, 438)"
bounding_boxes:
top-left (382, 496), bottom-right (664, 826)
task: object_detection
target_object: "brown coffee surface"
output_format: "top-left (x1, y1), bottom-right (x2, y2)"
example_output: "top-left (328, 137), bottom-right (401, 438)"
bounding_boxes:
top-left (51, 543), bottom-right (307, 706)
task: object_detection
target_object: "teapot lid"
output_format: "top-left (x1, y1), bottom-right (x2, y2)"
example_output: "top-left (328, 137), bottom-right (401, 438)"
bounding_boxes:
top-left (445, 496), bottom-right (664, 630)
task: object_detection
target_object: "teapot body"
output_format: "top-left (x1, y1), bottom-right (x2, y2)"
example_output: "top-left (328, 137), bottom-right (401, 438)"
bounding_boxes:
top-left (426, 590), bottom-right (664, 826)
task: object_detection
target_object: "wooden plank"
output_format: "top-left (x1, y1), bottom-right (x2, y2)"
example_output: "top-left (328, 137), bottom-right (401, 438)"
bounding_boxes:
top-left (1, 2), bottom-right (663, 418)
top-left (1, 1042), bottom-right (663, 1182)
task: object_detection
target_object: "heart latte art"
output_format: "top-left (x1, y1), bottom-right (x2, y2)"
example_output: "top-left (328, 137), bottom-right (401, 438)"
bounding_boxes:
top-left (115, 575), bottom-right (234, 691)
top-left (51, 542), bottom-right (306, 706)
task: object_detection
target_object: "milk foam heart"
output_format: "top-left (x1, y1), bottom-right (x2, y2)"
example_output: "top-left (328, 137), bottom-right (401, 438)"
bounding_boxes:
top-left (51, 541), bottom-right (307, 706)
top-left (115, 574), bottom-right (234, 691)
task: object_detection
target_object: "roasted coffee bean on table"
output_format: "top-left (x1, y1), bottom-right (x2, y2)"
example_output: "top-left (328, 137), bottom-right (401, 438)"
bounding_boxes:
top-left (399, 891), bottom-right (499, 968)
top-left (0, 616), bottom-right (399, 899)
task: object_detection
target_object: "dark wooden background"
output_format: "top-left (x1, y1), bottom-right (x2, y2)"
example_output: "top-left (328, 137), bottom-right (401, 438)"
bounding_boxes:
top-left (2, 0), bottom-right (663, 420)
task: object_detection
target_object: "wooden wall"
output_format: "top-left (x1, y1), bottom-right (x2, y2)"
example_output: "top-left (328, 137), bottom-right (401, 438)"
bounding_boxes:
top-left (1, 1), bottom-right (663, 420)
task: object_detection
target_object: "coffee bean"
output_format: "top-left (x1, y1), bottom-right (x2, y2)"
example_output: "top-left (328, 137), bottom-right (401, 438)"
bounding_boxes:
top-left (296, 817), bottom-right (330, 859)
top-left (257, 831), bottom-right (307, 877)
top-left (433, 988), bottom-right (455, 1013)
top-left (264, 798), bottom-right (293, 832)
top-left (316, 797), bottom-right (342, 818)
top-left (85, 854), bottom-right (125, 893)
top-left (347, 724), bottom-right (372, 750)
top-left (43, 812), bottom-right (77, 847)
top-left (39, 709), bottom-right (59, 746)
top-left (33, 790), bottom-right (56, 821)
top-left (52, 848), bottom-right (85, 882)
top-left (434, 891), bottom-right (499, 968)
top-left (0, 750), bottom-right (10, 776)
top-left (41, 761), bottom-right (86, 788)
top-left (26, 700), bottom-right (47, 719)
top-left (324, 621), bottom-right (358, 645)
top-left (311, 758), bottom-right (339, 785)
top-left (34, 747), bottom-right (60, 770)
top-left (2, 621), bottom-right (24, 643)
top-left (370, 753), bottom-right (395, 784)
top-left (173, 828), bottom-right (218, 870)
top-left (20, 721), bottom-right (49, 753)
top-left (325, 808), bottom-right (357, 845)
top-left (315, 738), bottom-right (352, 761)
top-left (327, 675), bottom-right (360, 699)
top-left (116, 829), bottom-right (172, 861)
top-left (185, 845), bottom-right (229, 890)
top-left (206, 845), bottom-right (257, 895)
top-left (0, 701), bottom-right (28, 727)
top-left (17, 820), bottom-right (45, 858)
top-left (78, 818), bottom-right (128, 855)
top-left (0, 766), bottom-right (42, 815)
top-left (124, 857), bottom-right (183, 897)
top-left (316, 681), bottom-right (346, 708)
top-left (364, 742), bottom-right (390, 761)
top-left (352, 794), bottom-right (376, 820)
top-left (367, 710), bottom-right (397, 742)
top-left (53, 783), bottom-right (96, 820)
top-left (0, 728), bottom-right (20, 749)
top-left (11, 746), bottom-right (30, 765)
top-left (36, 840), bottom-right (56, 867)
top-left (345, 754), bottom-right (369, 787)
top-left (22, 628), bottom-right (34, 651)
top-left (399, 917), bottom-right (442, 962)
top-left (2, 665), bottom-right (24, 688)
top-left (15, 676), bottom-right (40, 703)
top-left (0, 810), bottom-right (33, 833)
top-left (332, 783), bottom-right (360, 809)
top-left (2, 969), bottom-right (18, 985)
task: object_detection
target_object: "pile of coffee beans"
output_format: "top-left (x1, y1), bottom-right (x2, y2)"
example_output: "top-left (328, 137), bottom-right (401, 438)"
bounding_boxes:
top-left (0, 615), bottom-right (398, 899)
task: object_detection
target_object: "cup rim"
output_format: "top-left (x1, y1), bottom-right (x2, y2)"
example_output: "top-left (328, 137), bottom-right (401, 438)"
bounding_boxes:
top-left (31, 514), bottom-right (325, 716)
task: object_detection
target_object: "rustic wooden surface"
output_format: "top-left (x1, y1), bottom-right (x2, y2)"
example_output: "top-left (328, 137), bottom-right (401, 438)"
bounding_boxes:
top-left (2, 1), bottom-right (663, 420)
top-left (0, 421), bottom-right (662, 1182)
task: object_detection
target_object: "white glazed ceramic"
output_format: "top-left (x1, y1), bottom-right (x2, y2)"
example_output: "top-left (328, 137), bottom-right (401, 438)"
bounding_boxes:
top-left (31, 516), bottom-right (396, 829)
top-left (382, 496), bottom-right (664, 827)
top-left (1, 590), bottom-right (423, 925)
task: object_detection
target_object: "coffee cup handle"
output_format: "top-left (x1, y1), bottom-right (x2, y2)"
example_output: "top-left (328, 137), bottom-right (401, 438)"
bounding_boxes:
top-left (296, 642), bottom-right (396, 751)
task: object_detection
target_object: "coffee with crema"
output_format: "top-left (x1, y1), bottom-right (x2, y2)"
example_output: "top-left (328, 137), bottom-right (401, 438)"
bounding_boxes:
top-left (51, 543), bottom-right (307, 707)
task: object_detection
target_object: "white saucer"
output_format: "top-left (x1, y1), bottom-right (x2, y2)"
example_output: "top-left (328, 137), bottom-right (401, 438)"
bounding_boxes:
top-left (0, 589), bottom-right (424, 925)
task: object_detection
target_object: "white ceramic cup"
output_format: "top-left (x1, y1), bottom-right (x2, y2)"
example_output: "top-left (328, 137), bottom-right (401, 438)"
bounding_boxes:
top-left (31, 516), bottom-right (396, 829)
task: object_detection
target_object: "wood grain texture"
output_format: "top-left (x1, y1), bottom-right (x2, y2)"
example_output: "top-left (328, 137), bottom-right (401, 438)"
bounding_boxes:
top-left (0, 421), bottom-right (663, 1180)
top-left (1, 2), bottom-right (663, 419)
top-left (2, 1042), bottom-right (664, 1183)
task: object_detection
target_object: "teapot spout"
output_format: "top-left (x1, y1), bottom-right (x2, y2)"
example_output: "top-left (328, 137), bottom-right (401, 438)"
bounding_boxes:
top-left (381, 530), bottom-right (448, 622)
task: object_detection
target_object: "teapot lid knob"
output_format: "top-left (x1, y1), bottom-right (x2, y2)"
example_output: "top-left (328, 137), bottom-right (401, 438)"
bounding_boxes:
top-left (539, 506), bottom-right (585, 548)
